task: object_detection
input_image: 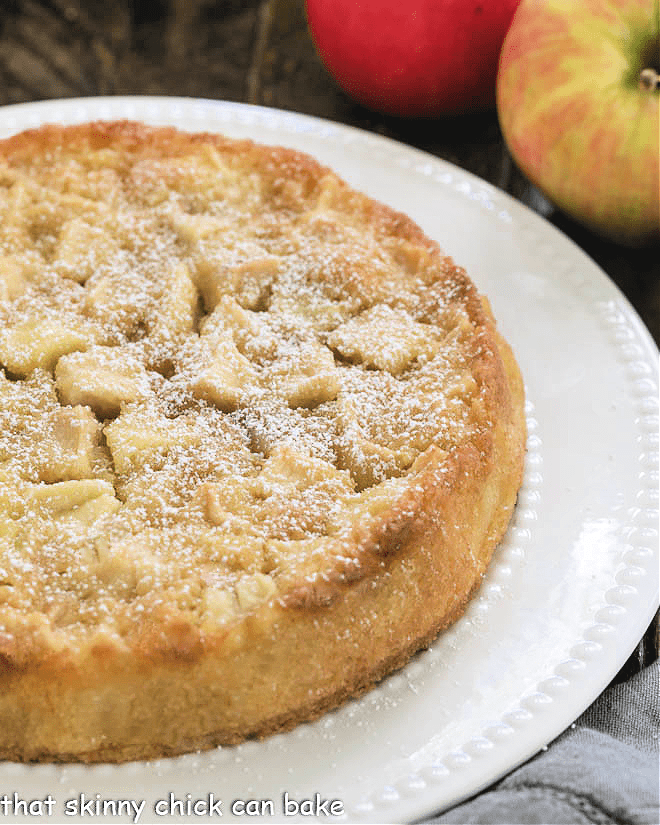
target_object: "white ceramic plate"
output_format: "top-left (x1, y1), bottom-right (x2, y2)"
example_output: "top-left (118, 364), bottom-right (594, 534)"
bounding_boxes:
top-left (0, 97), bottom-right (658, 825)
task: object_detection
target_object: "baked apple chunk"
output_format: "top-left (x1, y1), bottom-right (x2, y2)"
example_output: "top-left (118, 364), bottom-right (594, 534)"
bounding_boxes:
top-left (190, 333), bottom-right (261, 411)
top-left (42, 406), bottom-right (105, 483)
top-left (52, 217), bottom-right (119, 284)
top-left (327, 304), bottom-right (439, 374)
top-left (56, 346), bottom-right (154, 418)
top-left (0, 318), bottom-right (95, 376)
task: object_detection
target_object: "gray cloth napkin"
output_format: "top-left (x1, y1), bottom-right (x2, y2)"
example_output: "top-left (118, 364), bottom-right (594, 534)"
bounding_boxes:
top-left (427, 659), bottom-right (660, 825)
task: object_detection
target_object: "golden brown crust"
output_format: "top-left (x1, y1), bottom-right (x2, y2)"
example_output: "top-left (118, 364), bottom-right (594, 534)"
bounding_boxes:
top-left (0, 121), bottom-right (525, 762)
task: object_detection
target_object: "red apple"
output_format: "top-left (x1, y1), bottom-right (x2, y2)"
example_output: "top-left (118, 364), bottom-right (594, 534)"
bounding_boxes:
top-left (497, 0), bottom-right (660, 246)
top-left (305, 0), bottom-right (522, 117)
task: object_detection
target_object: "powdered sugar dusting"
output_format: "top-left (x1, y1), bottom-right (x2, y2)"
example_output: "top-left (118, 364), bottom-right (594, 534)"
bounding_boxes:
top-left (0, 124), bottom-right (489, 652)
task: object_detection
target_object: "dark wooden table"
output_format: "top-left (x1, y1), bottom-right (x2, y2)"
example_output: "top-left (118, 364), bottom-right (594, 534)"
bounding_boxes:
top-left (1, 0), bottom-right (657, 738)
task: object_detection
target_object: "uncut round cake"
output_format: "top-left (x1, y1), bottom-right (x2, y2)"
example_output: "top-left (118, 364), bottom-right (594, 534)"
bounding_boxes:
top-left (0, 121), bottom-right (525, 762)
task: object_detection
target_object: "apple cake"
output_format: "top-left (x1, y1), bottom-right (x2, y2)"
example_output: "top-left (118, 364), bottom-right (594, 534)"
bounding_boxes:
top-left (0, 121), bottom-right (525, 762)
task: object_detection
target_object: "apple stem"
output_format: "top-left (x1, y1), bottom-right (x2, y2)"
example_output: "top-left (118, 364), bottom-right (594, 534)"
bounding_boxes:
top-left (639, 68), bottom-right (660, 92)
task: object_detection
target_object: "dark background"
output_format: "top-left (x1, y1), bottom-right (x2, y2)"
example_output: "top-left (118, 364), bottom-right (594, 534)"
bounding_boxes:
top-left (0, 0), bottom-right (657, 677)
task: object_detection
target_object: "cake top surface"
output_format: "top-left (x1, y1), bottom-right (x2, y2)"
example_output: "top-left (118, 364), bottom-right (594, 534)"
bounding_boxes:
top-left (0, 122), bottom-right (496, 661)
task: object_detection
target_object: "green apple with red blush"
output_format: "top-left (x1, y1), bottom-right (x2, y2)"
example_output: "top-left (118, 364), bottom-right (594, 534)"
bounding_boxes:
top-left (497, 0), bottom-right (660, 246)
